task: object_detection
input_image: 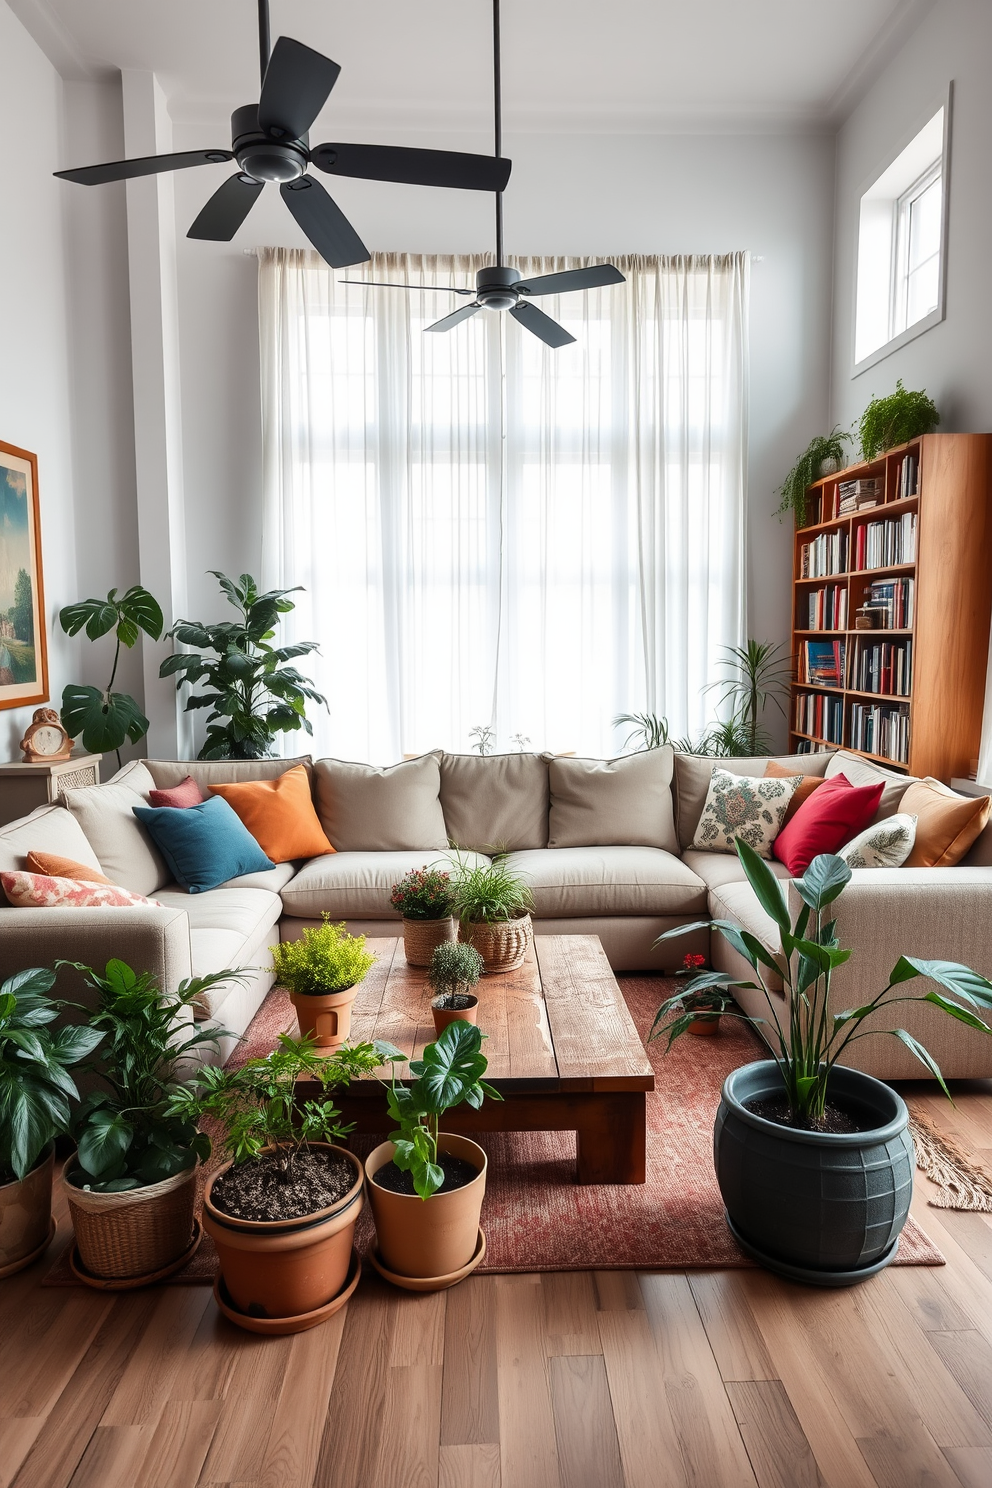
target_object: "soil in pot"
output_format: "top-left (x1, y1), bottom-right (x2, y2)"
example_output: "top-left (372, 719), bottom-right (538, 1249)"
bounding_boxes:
top-left (746, 1096), bottom-right (864, 1135)
top-left (372, 1153), bottom-right (480, 1197)
top-left (209, 1148), bottom-right (355, 1223)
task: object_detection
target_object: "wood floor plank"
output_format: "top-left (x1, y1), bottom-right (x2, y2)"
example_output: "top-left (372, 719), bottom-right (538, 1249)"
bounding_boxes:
top-left (927, 1331), bottom-right (992, 1432)
top-left (168, 1304), bottom-right (242, 1403)
top-left (312, 1280), bottom-right (397, 1488)
top-left (594, 1269), bottom-right (644, 1311)
top-left (725, 1381), bottom-right (825, 1488)
top-left (0, 1293), bottom-right (113, 1419)
top-left (256, 1311), bottom-right (347, 1488)
top-left (941, 1445), bottom-right (992, 1488)
top-left (541, 1273), bottom-right (602, 1357)
top-left (100, 1287), bottom-right (211, 1425)
top-left (441, 1275), bottom-right (499, 1447)
top-left (369, 1361), bottom-right (442, 1488)
top-left (389, 1289), bottom-right (445, 1368)
top-left (596, 1306), bottom-right (686, 1488)
top-left (137, 1400), bottom-right (222, 1488)
top-left (66, 1424), bottom-right (153, 1488)
top-left (494, 1275), bottom-right (562, 1488)
top-left (438, 1443), bottom-right (501, 1488)
top-left (0, 1417), bottom-right (45, 1488)
top-left (197, 1329), bottom-right (294, 1484)
top-left (548, 1355), bottom-right (624, 1488)
top-left (688, 1274), bottom-right (777, 1383)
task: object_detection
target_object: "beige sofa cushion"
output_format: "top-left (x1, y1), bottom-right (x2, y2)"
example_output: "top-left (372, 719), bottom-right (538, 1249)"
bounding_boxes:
top-left (503, 846), bottom-right (706, 917)
top-left (548, 749), bottom-right (678, 852)
top-left (314, 754), bottom-right (447, 851)
top-left (280, 849), bottom-right (489, 920)
top-left (63, 760), bottom-right (167, 896)
top-left (674, 751), bottom-right (832, 849)
top-left (440, 752), bottom-right (550, 851)
top-left (0, 804), bottom-right (105, 878)
top-left (680, 848), bottom-right (792, 893)
top-left (824, 750), bottom-right (916, 822)
top-left (154, 885), bottom-right (282, 1017)
top-left (145, 756), bottom-right (313, 793)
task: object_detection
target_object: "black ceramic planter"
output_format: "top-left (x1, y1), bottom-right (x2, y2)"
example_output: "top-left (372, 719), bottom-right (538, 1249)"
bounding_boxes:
top-left (715, 1061), bottom-right (913, 1286)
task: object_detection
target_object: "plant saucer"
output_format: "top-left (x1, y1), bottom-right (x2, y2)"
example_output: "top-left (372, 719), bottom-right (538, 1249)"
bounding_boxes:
top-left (213, 1245), bottom-right (361, 1334)
top-left (370, 1226), bottom-right (486, 1292)
top-left (726, 1213), bottom-right (900, 1287)
top-left (0, 1218), bottom-right (57, 1279)
top-left (69, 1217), bottom-right (203, 1290)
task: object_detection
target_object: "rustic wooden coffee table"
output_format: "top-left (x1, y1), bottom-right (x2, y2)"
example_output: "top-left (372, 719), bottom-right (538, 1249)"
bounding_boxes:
top-left (323, 933), bottom-right (654, 1185)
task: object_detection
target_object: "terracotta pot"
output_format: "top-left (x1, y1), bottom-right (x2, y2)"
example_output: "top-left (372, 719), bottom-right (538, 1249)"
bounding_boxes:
top-left (202, 1143), bottom-right (364, 1323)
top-left (289, 984), bottom-right (359, 1053)
top-left (0, 1147), bottom-right (55, 1277)
top-left (365, 1133), bottom-right (486, 1282)
top-left (688, 1015), bottom-right (721, 1037)
top-left (403, 916), bottom-right (457, 966)
top-left (64, 1160), bottom-right (197, 1281)
top-left (459, 912), bottom-right (533, 973)
top-left (431, 993), bottom-right (479, 1037)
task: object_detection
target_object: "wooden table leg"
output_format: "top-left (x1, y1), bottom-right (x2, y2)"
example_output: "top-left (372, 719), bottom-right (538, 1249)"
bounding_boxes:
top-left (575, 1092), bottom-right (647, 1185)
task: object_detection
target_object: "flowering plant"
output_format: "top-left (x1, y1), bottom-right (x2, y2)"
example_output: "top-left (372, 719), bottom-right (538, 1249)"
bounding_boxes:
top-left (649, 951), bottom-right (731, 1049)
top-left (390, 867), bottom-right (455, 921)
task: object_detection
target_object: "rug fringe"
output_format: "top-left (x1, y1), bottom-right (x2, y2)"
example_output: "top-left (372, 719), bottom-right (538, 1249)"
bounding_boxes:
top-left (910, 1113), bottom-right (992, 1213)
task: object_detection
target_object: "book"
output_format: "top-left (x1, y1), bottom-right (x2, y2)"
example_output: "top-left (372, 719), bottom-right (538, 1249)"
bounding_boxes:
top-left (800, 639), bottom-right (846, 686)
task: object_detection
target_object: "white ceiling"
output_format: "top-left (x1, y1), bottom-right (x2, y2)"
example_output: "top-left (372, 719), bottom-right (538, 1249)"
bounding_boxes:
top-left (12, 0), bottom-right (932, 134)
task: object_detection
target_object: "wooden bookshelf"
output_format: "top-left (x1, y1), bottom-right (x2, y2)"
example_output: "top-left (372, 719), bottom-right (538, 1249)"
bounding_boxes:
top-left (789, 433), bottom-right (992, 780)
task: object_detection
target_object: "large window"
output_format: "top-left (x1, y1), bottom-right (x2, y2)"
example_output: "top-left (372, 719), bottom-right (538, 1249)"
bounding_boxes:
top-left (258, 251), bottom-right (748, 763)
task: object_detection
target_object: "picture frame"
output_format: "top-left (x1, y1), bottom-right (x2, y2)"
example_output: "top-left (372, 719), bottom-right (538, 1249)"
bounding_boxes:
top-left (0, 440), bottom-right (49, 712)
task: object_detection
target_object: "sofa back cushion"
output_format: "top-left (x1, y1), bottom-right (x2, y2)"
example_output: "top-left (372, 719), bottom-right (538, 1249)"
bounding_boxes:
top-left (314, 753), bottom-right (448, 851)
top-left (674, 752), bottom-right (831, 850)
top-left (440, 752), bottom-right (550, 851)
top-left (144, 756), bottom-right (313, 793)
top-left (63, 760), bottom-right (167, 895)
top-left (0, 803), bottom-right (105, 880)
top-left (823, 750), bottom-right (916, 823)
top-left (548, 748), bottom-right (679, 852)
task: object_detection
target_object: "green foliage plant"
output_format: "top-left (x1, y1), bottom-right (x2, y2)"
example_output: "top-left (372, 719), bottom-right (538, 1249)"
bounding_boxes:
top-left (613, 711), bottom-right (671, 752)
top-left (652, 840), bottom-right (992, 1127)
top-left (775, 427), bottom-right (851, 526)
top-left (428, 942), bottom-right (484, 1009)
top-left (859, 380), bottom-right (939, 462)
top-left (59, 586), bottom-right (164, 765)
top-left (449, 851), bottom-right (534, 926)
top-left (706, 639), bottom-right (792, 757)
top-left (390, 866), bottom-right (455, 920)
top-left (65, 960), bottom-right (242, 1192)
top-left (376, 1021), bottom-right (500, 1198)
top-left (0, 968), bottom-right (104, 1184)
top-left (160, 571), bottom-right (326, 760)
top-left (270, 917), bottom-right (376, 996)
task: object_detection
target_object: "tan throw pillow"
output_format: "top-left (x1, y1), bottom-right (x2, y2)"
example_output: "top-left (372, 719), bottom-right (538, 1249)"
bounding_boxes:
top-left (692, 767), bottom-right (801, 858)
top-left (62, 761), bottom-right (167, 896)
top-left (548, 748), bottom-right (678, 852)
top-left (901, 778), bottom-right (992, 867)
top-left (764, 760), bottom-right (827, 823)
top-left (314, 753), bottom-right (448, 852)
top-left (440, 753), bottom-right (550, 851)
top-left (824, 750), bottom-right (915, 823)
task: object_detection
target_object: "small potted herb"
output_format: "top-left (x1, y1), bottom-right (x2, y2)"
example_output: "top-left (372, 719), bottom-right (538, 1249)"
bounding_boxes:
top-left (657, 952), bottom-right (731, 1037)
top-left (171, 1033), bottom-right (383, 1331)
top-left (390, 866), bottom-right (457, 966)
top-left (859, 380), bottom-right (939, 461)
top-left (0, 969), bottom-right (102, 1277)
top-left (270, 916), bottom-right (376, 1054)
top-left (63, 959), bottom-right (239, 1285)
top-left (365, 1022), bottom-right (500, 1289)
top-left (451, 853), bottom-right (534, 973)
top-left (427, 942), bottom-right (484, 1035)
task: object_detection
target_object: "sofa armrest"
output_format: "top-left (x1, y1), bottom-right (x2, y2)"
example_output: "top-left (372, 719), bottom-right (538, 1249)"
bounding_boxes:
top-left (0, 907), bottom-right (193, 1010)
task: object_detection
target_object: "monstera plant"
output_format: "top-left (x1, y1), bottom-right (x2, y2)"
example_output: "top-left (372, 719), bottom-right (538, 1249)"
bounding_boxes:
top-left (59, 586), bottom-right (164, 764)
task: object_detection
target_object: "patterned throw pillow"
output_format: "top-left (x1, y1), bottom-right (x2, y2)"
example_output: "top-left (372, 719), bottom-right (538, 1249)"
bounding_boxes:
top-left (839, 813), bottom-right (918, 869)
top-left (1, 871), bottom-right (162, 909)
top-left (692, 768), bottom-right (801, 859)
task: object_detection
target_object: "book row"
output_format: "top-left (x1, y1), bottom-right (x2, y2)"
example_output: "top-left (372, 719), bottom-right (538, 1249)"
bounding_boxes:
top-left (794, 691), bottom-right (844, 745)
top-left (800, 529), bottom-right (848, 578)
top-left (853, 512), bottom-right (917, 571)
top-left (803, 584), bottom-right (848, 631)
top-left (852, 638), bottom-right (913, 697)
top-left (861, 576), bottom-right (914, 629)
top-left (797, 639), bottom-right (846, 687)
top-left (849, 702), bottom-right (910, 764)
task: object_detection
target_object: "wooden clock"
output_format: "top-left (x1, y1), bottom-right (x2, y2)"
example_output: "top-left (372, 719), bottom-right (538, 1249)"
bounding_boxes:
top-left (19, 709), bottom-right (73, 763)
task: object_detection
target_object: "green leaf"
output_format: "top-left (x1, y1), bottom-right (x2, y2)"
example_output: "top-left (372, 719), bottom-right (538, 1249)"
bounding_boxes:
top-left (734, 838), bottom-right (791, 934)
top-left (901, 958), bottom-right (992, 1009)
top-left (795, 854), bottom-right (852, 911)
top-left (76, 1109), bottom-right (132, 1179)
top-left (922, 990), bottom-right (992, 1033)
top-left (413, 1161), bottom-right (445, 1200)
top-left (792, 939), bottom-right (851, 972)
top-left (59, 598), bottom-right (118, 641)
top-left (892, 1028), bottom-right (952, 1100)
top-left (60, 685), bottom-right (150, 753)
top-left (49, 1025), bottom-right (104, 1064)
top-left (118, 586), bottom-right (164, 641)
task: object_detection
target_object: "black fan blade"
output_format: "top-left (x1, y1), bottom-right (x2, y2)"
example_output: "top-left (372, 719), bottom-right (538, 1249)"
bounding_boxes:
top-left (339, 280), bottom-right (476, 296)
top-left (312, 143), bottom-right (511, 193)
top-left (259, 37), bottom-right (341, 140)
top-left (509, 302), bottom-right (576, 348)
top-left (281, 177), bottom-right (369, 268)
top-left (55, 148), bottom-right (232, 186)
top-left (187, 174), bottom-right (264, 241)
top-left (426, 303), bottom-right (483, 333)
top-left (516, 264), bottom-right (626, 297)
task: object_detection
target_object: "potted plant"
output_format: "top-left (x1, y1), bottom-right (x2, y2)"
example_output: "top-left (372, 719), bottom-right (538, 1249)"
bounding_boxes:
top-left (427, 942), bottom-right (484, 1035)
top-left (63, 959), bottom-right (239, 1285)
top-left (390, 866), bottom-right (457, 966)
top-left (59, 585), bottom-right (163, 768)
top-left (653, 842), bottom-right (992, 1284)
top-left (0, 968), bottom-right (103, 1277)
top-left (451, 853), bottom-right (534, 973)
top-left (270, 916), bottom-right (376, 1054)
top-left (662, 952), bottom-right (730, 1037)
top-left (365, 1021), bottom-right (500, 1289)
top-left (859, 380), bottom-right (939, 461)
top-left (775, 427), bottom-right (852, 525)
top-left (170, 1033), bottom-right (382, 1332)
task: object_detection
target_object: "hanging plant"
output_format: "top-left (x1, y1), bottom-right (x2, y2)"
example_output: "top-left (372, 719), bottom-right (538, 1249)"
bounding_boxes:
top-left (774, 428), bottom-right (851, 525)
top-left (858, 380), bottom-right (939, 461)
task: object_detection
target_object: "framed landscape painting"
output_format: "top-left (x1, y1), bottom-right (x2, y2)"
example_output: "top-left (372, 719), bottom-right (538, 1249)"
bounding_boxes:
top-left (0, 441), bottom-right (48, 711)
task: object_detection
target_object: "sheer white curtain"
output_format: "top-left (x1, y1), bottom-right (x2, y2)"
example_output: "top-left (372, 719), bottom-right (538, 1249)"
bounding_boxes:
top-left (259, 249), bottom-right (747, 763)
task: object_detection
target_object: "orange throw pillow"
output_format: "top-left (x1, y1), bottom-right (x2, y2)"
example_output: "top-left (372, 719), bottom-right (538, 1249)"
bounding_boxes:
top-left (764, 760), bottom-right (827, 823)
top-left (209, 764), bottom-right (333, 864)
top-left (25, 852), bottom-right (113, 885)
top-left (901, 778), bottom-right (991, 867)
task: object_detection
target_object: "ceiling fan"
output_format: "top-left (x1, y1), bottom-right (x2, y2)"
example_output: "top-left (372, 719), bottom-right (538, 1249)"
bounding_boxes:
top-left (52, 0), bottom-right (512, 269)
top-left (340, 0), bottom-right (625, 347)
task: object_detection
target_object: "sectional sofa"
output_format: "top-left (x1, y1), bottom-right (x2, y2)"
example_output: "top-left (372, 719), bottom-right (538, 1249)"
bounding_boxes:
top-left (1, 746), bottom-right (990, 1079)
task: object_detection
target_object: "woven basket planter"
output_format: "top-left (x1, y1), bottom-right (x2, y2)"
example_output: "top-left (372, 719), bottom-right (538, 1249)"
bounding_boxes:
top-left (63, 1161), bottom-right (197, 1281)
top-left (402, 916), bottom-right (457, 966)
top-left (459, 912), bottom-right (533, 973)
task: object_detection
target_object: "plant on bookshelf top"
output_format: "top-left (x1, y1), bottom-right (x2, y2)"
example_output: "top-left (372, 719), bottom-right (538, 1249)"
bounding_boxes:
top-left (775, 428), bottom-right (852, 526)
top-left (859, 381), bottom-right (939, 462)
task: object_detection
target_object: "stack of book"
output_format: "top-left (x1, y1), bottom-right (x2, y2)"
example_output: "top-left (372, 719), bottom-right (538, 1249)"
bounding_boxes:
top-left (849, 702), bottom-right (910, 763)
top-left (798, 638), bottom-right (846, 686)
top-left (853, 511), bottom-right (917, 570)
top-left (804, 583), bottom-right (848, 630)
top-left (853, 638), bottom-right (913, 696)
top-left (861, 576), bottom-right (914, 629)
top-left (800, 528), bottom-right (848, 578)
top-left (794, 692), bottom-right (844, 744)
top-left (837, 478), bottom-right (883, 515)
top-left (895, 451), bottom-right (919, 500)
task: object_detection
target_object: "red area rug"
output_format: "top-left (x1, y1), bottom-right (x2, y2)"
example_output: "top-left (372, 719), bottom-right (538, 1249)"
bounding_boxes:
top-left (43, 976), bottom-right (942, 1283)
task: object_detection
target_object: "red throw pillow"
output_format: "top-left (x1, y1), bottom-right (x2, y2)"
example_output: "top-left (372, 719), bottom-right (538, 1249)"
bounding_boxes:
top-left (772, 775), bottom-right (884, 876)
top-left (148, 775), bottom-right (205, 809)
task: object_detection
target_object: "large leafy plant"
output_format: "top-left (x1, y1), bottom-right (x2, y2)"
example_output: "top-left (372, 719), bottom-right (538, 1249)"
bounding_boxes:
top-left (859, 380), bottom-right (939, 461)
top-left (378, 1021), bottom-right (500, 1198)
top-left (0, 968), bottom-right (103, 1184)
top-left (775, 428), bottom-right (851, 525)
top-left (160, 571), bottom-right (326, 760)
top-left (65, 960), bottom-right (241, 1192)
top-left (59, 586), bottom-right (164, 764)
top-left (652, 840), bottom-right (992, 1125)
top-left (270, 917), bottom-right (376, 996)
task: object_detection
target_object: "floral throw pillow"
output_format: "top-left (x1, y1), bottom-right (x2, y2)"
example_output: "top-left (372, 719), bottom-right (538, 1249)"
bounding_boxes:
top-left (0, 871), bottom-right (162, 909)
top-left (692, 768), bottom-right (801, 859)
top-left (839, 813), bottom-right (918, 869)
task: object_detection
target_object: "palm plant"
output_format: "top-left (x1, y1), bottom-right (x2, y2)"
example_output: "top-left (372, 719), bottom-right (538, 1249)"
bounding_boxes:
top-left (706, 639), bottom-right (792, 757)
top-left (613, 711), bottom-right (671, 752)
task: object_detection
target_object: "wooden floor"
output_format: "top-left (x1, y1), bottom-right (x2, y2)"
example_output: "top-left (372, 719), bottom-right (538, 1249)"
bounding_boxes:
top-left (2, 1082), bottom-right (992, 1488)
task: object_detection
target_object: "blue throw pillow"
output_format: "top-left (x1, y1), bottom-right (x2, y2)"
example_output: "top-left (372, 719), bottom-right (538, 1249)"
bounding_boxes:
top-left (133, 795), bottom-right (274, 894)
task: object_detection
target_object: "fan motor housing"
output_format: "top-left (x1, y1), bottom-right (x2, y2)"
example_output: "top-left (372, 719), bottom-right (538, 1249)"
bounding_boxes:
top-left (476, 265), bottom-right (521, 310)
top-left (231, 105), bottom-right (308, 183)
